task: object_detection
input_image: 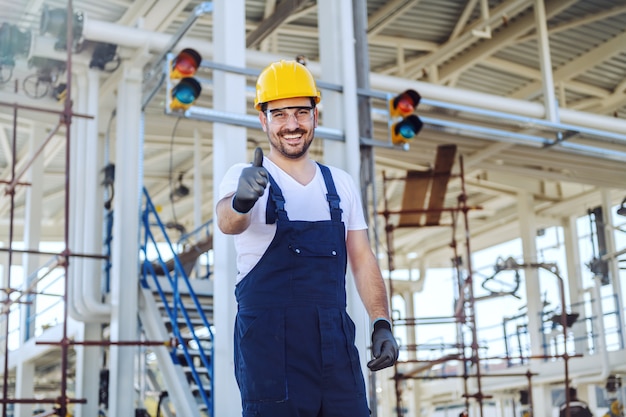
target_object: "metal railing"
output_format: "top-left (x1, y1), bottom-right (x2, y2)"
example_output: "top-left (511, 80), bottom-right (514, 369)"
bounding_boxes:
top-left (139, 188), bottom-right (214, 416)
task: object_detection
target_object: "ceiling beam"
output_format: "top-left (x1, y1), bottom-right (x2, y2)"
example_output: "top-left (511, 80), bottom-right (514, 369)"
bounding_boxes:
top-left (401, 0), bottom-right (533, 79)
top-left (270, 22), bottom-right (438, 51)
top-left (117, 0), bottom-right (159, 26)
top-left (448, 0), bottom-right (479, 41)
top-left (516, 4), bottom-right (626, 43)
top-left (511, 30), bottom-right (626, 100)
top-left (480, 57), bottom-right (611, 98)
top-left (259, 0), bottom-right (278, 52)
top-left (246, 0), bottom-right (312, 48)
top-left (437, 0), bottom-right (578, 83)
top-left (367, 0), bottom-right (420, 37)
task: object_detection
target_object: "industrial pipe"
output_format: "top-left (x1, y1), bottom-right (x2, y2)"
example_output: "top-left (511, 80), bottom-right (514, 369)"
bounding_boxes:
top-left (47, 16), bottom-right (626, 138)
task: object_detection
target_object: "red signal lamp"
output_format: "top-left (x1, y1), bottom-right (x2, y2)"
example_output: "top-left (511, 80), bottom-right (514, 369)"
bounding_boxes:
top-left (171, 48), bottom-right (202, 79)
top-left (389, 89), bottom-right (421, 118)
top-left (170, 77), bottom-right (202, 111)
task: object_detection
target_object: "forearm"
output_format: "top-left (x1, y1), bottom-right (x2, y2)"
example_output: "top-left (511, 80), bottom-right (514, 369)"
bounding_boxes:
top-left (216, 194), bottom-right (252, 235)
top-left (351, 257), bottom-right (391, 322)
top-left (347, 230), bottom-right (391, 322)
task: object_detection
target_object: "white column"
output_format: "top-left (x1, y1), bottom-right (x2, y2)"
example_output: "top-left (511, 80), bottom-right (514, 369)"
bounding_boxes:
top-left (212, 0), bottom-right (246, 415)
top-left (318, 0), bottom-right (370, 394)
top-left (74, 323), bottom-right (102, 417)
top-left (561, 215), bottom-right (587, 354)
top-left (109, 62), bottom-right (143, 417)
top-left (517, 191), bottom-right (542, 355)
top-left (404, 291), bottom-right (422, 416)
top-left (530, 385), bottom-right (552, 417)
top-left (405, 291), bottom-right (417, 361)
top-left (602, 189), bottom-right (624, 348)
top-left (15, 124), bottom-right (45, 417)
top-left (14, 361), bottom-right (35, 417)
top-left (517, 191), bottom-right (550, 416)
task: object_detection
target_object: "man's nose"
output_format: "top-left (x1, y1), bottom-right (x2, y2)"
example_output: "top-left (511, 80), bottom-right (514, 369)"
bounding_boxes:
top-left (285, 113), bottom-right (300, 128)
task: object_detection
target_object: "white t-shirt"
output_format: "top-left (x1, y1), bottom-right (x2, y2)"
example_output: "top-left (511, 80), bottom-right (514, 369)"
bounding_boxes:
top-left (218, 157), bottom-right (368, 282)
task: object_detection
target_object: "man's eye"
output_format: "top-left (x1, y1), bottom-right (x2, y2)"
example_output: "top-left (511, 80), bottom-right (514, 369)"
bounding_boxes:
top-left (272, 112), bottom-right (286, 119)
top-left (297, 109), bottom-right (310, 116)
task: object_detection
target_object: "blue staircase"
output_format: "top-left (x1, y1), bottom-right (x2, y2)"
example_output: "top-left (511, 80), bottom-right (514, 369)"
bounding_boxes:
top-left (139, 188), bottom-right (214, 417)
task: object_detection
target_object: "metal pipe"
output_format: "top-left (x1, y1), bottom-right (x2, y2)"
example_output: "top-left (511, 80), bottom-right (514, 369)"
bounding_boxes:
top-left (25, 16), bottom-right (626, 161)
top-left (52, 18), bottom-right (626, 137)
top-left (59, 3), bottom-right (75, 413)
top-left (67, 69), bottom-right (111, 322)
top-left (37, 339), bottom-right (175, 347)
top-left (1, 80), bottom-right (19, 417)
top-left (534, 0), bottom-right (559, 123)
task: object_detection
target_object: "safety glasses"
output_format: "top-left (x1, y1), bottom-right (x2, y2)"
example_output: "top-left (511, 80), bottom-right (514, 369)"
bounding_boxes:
top-left (265, 106), bottom-right (314, 125)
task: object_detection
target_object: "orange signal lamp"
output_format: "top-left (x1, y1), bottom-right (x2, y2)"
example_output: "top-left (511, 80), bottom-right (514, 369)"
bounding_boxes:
top-left (391, 114), bottom-right (423, 146)
top-left (389, 89), bottom-right (421, 118)
top-left (170, 48), bottom-right (202, 79)
top-left (170, 77), bottom-right (202, 111)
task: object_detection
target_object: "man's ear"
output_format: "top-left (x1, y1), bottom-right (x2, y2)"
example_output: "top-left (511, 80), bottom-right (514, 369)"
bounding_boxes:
top-left (314, 107), bottom-right (319, 128)
top-left (259, 112), bottom-right (268, 132)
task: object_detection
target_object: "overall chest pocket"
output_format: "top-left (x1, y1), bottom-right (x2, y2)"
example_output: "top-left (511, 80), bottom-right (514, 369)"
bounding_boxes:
top-left (288, 241), bottom-right (343, 302)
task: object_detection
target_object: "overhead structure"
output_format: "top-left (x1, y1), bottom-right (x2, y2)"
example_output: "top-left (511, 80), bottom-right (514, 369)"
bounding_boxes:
top-left (0, 1), bottom-right (625, 417)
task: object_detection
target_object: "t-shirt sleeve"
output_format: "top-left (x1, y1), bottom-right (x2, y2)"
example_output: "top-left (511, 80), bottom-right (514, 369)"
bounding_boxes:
top-left (346, 181), bottom-right (368, 231)
top-left (217, 163), bottom-right (248, 202)
top-left (330, 167), bottom-right (368, 231)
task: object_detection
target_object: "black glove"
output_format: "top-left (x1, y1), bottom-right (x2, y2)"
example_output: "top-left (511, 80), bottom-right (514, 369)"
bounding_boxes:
top-left (232, 147), bottom-right (268, 213)
top-left (367, 319), bottom-right (399, 372)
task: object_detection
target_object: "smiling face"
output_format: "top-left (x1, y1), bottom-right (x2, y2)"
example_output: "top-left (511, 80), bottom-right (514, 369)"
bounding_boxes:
top-left (259, 97), bottom-right (318, 161)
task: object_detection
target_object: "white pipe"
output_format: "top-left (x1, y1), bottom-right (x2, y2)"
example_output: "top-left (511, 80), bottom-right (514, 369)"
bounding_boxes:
top-left (68, 69), bottom-right (111, 322)
top-left (369, 74), bottom-right (626, 135)
top-left (73, 18), bottom-right (626, 136)
top-left (534, 0), bottom-right (559, 123)
top-left (81, 68), bottom-right (112, 317)
top-left (193, 129), bottom-right (203, 278)
top-left (68, 69), bottom-right (93, 321)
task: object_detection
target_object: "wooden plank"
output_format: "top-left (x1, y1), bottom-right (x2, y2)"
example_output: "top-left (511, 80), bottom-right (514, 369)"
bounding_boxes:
top-left (425, 144), bottom-right (457, 226)
top-left (152, 236), bottom-right (213, 276)
top-left (399, 169), bottom-right (431, 227)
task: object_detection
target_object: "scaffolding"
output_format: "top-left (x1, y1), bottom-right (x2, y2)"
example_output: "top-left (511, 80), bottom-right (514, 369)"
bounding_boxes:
top-left (379, 144), bottom-right (543, 417)
top-left (377, 141), bottom-right (605, 417)
top-left (0, 2), bottom-right (216, 416)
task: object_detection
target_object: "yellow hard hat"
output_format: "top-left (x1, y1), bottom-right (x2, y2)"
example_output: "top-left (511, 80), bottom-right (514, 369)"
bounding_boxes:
top-left (254, 60), bottom-right (321, 110)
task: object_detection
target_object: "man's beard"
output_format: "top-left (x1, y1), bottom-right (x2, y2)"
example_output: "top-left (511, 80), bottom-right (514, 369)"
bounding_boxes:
top-left (270, 128), bottom-right (314, 160)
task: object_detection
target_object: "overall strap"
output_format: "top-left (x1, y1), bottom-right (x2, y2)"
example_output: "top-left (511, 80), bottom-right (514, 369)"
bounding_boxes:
top-left (317, 163), bottom-right (343, 223)
top-left (265, 173), bottom-right (288, 224)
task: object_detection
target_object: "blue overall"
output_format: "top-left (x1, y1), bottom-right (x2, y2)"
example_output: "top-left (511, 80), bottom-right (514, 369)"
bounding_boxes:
top-left (234, 164), bottom-right (369, 417)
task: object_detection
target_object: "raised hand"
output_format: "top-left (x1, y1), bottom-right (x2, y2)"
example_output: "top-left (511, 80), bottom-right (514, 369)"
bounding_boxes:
top-left (232, 147), bottom-right (268, 213)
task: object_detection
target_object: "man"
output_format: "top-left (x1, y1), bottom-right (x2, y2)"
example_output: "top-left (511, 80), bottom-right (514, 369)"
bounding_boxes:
top-left (216, 60), bottom-right (399, 416)
top-left (560, 387), bottom-right (594, 417)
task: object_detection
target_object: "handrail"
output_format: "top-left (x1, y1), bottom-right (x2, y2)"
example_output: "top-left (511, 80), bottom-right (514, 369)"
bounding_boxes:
top-left (139, 187), bottom-right (214, 416)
